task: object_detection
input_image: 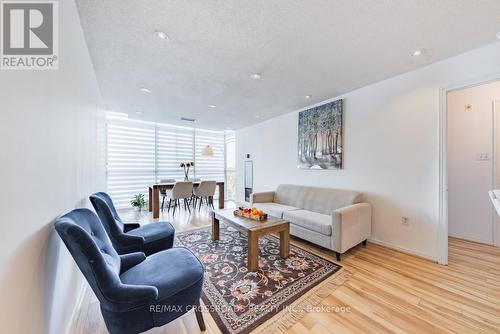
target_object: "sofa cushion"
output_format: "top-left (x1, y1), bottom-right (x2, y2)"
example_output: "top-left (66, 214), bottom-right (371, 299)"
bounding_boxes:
top-left (252, 202), bottom-right (299, 219)
top-left (283, 210), bottom-right (332, 236)
top-left (274, 184), bottom-right (363, 215)
top-left (120, 247), bottom-right (203, 300)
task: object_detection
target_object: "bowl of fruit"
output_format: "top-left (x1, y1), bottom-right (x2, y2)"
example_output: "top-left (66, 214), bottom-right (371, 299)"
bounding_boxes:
top-left (234, 206), bottom-right (268, 221)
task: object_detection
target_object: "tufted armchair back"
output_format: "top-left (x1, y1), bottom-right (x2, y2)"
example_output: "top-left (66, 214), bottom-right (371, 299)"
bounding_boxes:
top-left (90, 192), bottom-right (146, 254)
top-left (55, 209), bottom-right (121, 306)
top-left (90, 192), bottom-right (124, 230)
top-left (90, 192), bottom-right (128, 246)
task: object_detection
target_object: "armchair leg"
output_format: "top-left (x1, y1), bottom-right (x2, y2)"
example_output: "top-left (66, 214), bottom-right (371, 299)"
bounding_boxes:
top-left (161, 195), bottom-right (165, 211)
top-left (335, 252), bottom-right (341, 261)
top-left (185, 198), bottom-right (191, 213)
top-left (167, 199), bottom-right (172, 212)
top-left (195, 304), bottom-right (206, 332)
top-left (362, 239), bottom-right (367, 247)
top-left (194, 306), bottom-right (207, 332)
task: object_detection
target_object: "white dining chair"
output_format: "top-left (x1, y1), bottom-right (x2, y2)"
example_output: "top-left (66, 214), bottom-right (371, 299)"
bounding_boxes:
top-left (193, 181), bottom-right (217, 210)
top-left (165, 181), bottom-right (194, 214)
top-left (188, 178), bottom-right (201, 205)
top-left (160, 178), bottom-right (177, 211)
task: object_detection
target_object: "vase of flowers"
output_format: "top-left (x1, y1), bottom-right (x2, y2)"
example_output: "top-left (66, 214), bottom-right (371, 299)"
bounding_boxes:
top-left (180, 161), bottom-right (194, 181)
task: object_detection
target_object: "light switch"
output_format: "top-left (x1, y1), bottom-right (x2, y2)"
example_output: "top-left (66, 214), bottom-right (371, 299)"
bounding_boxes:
top-left (476, 153), bottom-right (491, 161)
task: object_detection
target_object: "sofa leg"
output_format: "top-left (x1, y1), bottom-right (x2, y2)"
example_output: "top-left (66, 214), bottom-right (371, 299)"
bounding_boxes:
top-left (335, 252), bottom-right (341, 261)
top-left (362, 239), bottom-right (367, 247)
top-left (195, 304), bottom-right (206, 332)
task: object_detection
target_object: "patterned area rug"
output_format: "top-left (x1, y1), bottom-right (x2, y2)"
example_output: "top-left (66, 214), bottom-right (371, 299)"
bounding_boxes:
top-left (175, 224), bottom-right (350, 334)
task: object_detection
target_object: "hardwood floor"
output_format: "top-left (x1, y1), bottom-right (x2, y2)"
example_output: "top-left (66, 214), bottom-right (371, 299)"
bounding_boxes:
top-left (71, 203), bottom-right (500, 333)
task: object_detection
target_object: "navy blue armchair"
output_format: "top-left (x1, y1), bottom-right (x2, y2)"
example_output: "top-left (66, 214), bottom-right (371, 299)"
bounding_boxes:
top-left (90, 192), bottom-right (175, 255)
top-left (55, 209), bottom-right (205, 334)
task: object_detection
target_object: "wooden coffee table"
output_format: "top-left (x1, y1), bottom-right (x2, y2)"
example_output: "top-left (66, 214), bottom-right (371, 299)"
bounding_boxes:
top-left (211, 209), bottom-right (290, 271)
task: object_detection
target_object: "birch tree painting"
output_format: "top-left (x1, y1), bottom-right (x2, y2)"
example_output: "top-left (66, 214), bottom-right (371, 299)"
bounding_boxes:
top-left (298, 99), bottom-right (343, 169)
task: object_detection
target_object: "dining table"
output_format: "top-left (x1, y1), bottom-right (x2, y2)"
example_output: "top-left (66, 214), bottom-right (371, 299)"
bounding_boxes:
top-left (148, 180), bottom-right (225, 219)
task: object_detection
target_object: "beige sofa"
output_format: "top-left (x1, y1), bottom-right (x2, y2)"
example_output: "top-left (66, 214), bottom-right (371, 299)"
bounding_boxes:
top-left (251, 184), bottom-right (371, 260)
top-left (488, 190), bottom-right (500, 217)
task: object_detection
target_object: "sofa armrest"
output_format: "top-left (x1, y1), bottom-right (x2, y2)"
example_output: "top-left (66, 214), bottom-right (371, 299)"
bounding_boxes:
top-left (332, 203), bottom-right (372, 253)
top-left (250, 191), bottom-right (275, 205)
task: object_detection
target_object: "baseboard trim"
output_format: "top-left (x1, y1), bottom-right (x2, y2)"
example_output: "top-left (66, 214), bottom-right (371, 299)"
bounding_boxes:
top-left (65, 281), bottom-right (86, 334)
top-left (368, 238), bottom-right (438, 263)
top-left (448, 233), bottom-right (494, 246)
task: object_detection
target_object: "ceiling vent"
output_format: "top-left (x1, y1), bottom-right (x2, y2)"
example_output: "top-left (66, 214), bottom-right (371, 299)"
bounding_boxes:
top-left (181, 117), bottom-right (196, 122)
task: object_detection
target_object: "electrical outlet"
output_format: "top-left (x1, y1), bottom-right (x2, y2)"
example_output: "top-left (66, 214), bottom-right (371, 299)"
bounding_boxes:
top-left (402, 217), bottom-right (409, 226)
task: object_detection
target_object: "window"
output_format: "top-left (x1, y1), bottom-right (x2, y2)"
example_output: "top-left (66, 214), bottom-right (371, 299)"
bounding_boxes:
top-left (157, 124), bottom-right (194, 181)
top-left (106, 117), bottom-right (155, 208)
top-left (195, 129), bottom-right (225, 180)
top-left (106, 114), bottom-right (234, 208)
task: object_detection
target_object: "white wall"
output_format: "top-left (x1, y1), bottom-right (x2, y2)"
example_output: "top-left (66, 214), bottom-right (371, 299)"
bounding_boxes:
top-left (0, 1), bottom-right (104, 333)
top-left (448, 81), bottom-right (500, 244)
top-left (236, 42), bottom-right (500, 260)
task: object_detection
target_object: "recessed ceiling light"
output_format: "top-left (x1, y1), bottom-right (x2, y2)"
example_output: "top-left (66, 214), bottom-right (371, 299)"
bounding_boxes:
top-left (139, 88), bottom-right (151, 93)
top-left (250, 73), bottom-right (261, 80)
top-left (411, 49), bottom-right (426, 57)
top-left (208, 104), bottom-right (217, 108)
top-left (255, 115), bottom-right (261, 119)
top-left (497, 32), bottom-right (500, 40)
top-left (154, 30), bottom-right (169, 40)
top-left (305, 95), bottom-right (312, 99)
top-left (136, 111), bottom-right (143, 115)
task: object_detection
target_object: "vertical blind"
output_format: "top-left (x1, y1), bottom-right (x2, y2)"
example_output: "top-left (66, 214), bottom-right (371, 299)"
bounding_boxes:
top-left (106, 118), bottom-right (156, 208)
top-left (195, 129), bottom-right (225, 181)
top-left (157, 124), bottom-right (194, 181)
top-left (106, 114), bottom-right (229, 208)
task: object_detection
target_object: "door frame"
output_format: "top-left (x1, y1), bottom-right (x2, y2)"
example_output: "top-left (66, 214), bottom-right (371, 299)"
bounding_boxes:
top-left (438, 73), bottom-right (500, 265)
top-left (493, 99), bottom-right (500, 247)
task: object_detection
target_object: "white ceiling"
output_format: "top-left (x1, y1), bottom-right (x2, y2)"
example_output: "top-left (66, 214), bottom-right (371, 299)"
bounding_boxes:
top-left (76, 0), bottom-right (500, 130)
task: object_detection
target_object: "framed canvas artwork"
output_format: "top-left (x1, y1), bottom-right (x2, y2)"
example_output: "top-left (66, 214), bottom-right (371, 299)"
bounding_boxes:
top-left (297, 99), bottom-right (343, 169)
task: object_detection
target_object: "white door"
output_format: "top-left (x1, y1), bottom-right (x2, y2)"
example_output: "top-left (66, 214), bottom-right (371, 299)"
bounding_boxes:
top-left (493, 99), bottom-right (500, 246)
top-left (447, 84), bottom-right (497, 245)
